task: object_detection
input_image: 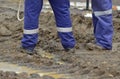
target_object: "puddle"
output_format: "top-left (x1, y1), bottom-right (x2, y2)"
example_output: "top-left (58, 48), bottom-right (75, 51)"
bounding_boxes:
top-left (0, 62), bottom-right (70, 79)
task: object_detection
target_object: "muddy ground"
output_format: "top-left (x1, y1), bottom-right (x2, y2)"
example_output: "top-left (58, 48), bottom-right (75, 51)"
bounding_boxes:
top-left (0, 6), bottom-right (120, 79)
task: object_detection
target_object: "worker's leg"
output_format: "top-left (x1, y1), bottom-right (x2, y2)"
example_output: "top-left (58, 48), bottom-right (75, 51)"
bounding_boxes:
top-left (92, 0), bottom-right (113, 50)
top-left (21, 0), bottom-right (43, 51)
top-left (49, 0), bottom-right (76, 49)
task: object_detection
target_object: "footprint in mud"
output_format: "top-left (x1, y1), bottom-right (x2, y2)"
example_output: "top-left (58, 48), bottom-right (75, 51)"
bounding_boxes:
top-left (90, 69), bottom-right (105, 76)
top-left (42, 75), bottom-right (55, 79)
top-left (80, 69), bottom-right (91, 75)
top-left (60, 54), bottom-right (77, 63)
top-left (30, 73), bottom-right (41, 79)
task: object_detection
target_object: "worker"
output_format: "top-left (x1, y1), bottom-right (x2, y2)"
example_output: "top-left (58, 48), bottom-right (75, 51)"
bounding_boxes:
top-left (87, 0), bottom-right (113, 50)
top-left (20, 0), bottom-right (76, 55)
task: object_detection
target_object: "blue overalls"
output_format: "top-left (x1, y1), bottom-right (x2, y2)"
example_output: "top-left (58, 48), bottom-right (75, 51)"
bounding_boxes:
top-left (92, 0), bottom-right (113, 49)
top-left (21, 0), bottom-right (76, 51)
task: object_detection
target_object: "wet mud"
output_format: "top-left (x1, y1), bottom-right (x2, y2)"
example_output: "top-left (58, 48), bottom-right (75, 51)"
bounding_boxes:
top-left (0, 6), bottom-right (120, 79)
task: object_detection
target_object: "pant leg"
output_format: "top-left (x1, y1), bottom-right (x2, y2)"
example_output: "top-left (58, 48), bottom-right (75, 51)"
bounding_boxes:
top-left (49, 0), bottom-right (76, 49)
top-left (92, 0), bottom-right (113, 49)
top-left (21, 0), bottom-right (43, 50)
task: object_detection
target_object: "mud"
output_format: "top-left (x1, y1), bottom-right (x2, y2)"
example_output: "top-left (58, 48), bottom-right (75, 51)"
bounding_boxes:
top-left (0, 6), bottom-right (120, 79)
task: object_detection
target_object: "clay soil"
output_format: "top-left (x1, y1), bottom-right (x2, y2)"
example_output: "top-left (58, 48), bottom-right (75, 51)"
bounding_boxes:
top-left (0, 6), bottom-right (120, 79)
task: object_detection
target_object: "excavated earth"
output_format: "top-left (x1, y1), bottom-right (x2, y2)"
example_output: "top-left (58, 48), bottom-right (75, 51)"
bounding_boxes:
top-left (0, 6), bottom-right (120, 79)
